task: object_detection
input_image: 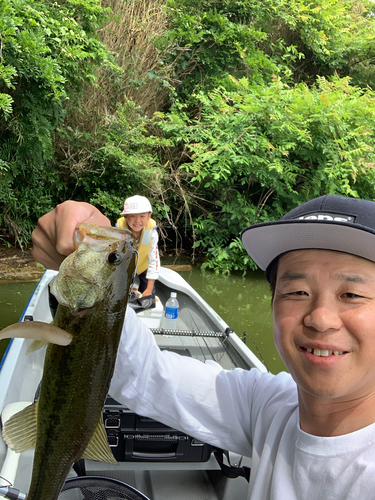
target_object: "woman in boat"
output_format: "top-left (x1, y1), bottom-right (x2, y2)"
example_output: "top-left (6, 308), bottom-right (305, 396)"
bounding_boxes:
top-left (116, 195), bottom-right (160, 298)
top-left (31, 195), bottom-right (375, 500)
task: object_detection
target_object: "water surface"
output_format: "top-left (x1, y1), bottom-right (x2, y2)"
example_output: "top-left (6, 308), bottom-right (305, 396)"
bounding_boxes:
top-left (0, 281), bottom-right (38, 360)
top-left (0, 266), bottom-right (286, 373)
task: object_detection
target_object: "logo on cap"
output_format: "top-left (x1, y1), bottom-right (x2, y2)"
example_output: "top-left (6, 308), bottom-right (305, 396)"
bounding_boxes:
top-left (296, 212), bottom-right (355, 223)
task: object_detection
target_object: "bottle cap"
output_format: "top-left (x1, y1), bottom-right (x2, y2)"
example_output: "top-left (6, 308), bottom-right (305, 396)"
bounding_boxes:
top-left (171, 292), bottom-right (177, 298)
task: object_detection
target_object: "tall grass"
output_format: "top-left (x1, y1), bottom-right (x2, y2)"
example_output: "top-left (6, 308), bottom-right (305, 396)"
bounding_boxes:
top-left (82, 0), bottom-right (171, 124)
top-left (55, 0), bottom-right (174, 187)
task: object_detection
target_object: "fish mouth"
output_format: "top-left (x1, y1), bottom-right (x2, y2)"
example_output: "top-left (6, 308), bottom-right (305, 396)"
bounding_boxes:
top-left (71, 305), bottom-right (96, 317)
top-left (301, 346), bottom-right (347, 357)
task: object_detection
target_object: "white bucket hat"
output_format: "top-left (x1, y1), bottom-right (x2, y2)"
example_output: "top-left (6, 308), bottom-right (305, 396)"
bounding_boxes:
top-left (121, 195), bottom-right (152, 215)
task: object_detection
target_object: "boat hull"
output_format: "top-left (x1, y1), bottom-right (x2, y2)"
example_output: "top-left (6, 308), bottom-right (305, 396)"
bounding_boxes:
top-left (0, 267), bottom-right (267, 499)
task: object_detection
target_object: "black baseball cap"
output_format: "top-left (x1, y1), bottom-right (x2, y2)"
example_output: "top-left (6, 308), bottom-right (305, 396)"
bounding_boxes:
top-left (241, 195), bottom-right (375, 280)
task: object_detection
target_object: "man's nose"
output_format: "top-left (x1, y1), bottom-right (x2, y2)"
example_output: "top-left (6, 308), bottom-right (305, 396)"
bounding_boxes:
top-left (303, 300), bottom-right (343, 332)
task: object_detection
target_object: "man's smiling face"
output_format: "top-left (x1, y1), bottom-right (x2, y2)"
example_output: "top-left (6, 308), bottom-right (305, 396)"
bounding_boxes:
top-left (273, 249), bottom-right (375, 406)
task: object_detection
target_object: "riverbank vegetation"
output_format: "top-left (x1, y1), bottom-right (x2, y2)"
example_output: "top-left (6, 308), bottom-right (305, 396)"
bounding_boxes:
top-left (1, 0), bottom-right (375, 273)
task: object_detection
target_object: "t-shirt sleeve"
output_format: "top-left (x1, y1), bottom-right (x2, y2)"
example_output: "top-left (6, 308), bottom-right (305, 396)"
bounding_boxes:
top-left (109, 307), bottom-right (296, 457)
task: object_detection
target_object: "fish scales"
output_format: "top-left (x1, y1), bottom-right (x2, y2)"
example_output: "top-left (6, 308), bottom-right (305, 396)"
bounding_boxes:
top-left (1, 224), bottom-right (136, 500)
top-left (28, 308), bottom-right (119, 497)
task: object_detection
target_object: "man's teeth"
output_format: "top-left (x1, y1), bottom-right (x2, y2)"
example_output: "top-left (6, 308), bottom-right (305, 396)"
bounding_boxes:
top-left (306, 348), bottom-right (344, 357)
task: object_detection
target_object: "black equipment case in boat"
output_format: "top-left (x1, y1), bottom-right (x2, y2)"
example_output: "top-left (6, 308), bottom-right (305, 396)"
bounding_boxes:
top-left (103, 397), bottom-right (213, 463)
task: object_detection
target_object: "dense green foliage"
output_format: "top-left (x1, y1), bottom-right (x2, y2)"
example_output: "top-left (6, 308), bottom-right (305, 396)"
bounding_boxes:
top-left (156, 75), bottom-right (375, 272)
top-left (0, 0), bottom-right (116, 245)
top-left (1, 0), bottom-right (375, 273)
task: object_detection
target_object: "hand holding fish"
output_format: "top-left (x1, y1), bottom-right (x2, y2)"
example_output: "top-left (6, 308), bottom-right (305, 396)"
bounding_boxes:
top-left (32, 200), bottom-right (110, 270)
top-left (2, 223), bottom-right (136, 500)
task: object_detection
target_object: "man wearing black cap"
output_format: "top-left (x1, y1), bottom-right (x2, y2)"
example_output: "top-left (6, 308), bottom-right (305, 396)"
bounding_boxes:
top-left (31, 195), bottom-right (375, 500)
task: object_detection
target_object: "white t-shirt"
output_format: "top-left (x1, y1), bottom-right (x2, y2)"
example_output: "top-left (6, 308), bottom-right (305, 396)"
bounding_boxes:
top-left (109, 307), bottom-right (375, 500)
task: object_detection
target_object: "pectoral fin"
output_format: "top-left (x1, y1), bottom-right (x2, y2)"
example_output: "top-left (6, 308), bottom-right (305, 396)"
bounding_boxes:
top-left (26, 340), bottom-right (49, 354)
top-left (0, 321), bottom-right (73, 349)
top-left (2, 402), bottom-right (38, 453)
top-left (82, 418), bottom-right (117, 465)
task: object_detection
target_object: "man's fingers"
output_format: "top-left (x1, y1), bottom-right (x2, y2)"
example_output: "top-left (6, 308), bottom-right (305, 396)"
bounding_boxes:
top-left (31, 231), bottom-right (65, 271)
top-left (31, 201), bottom-right (111, 270)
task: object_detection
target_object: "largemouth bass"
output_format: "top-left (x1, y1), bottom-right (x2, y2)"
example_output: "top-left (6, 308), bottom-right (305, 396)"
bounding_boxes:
top-left (0, 224), bottom-right (135, 500)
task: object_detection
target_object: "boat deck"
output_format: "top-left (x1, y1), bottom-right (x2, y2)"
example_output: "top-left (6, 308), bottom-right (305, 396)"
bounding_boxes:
top-left (0, 268), bottom-right (264, 499)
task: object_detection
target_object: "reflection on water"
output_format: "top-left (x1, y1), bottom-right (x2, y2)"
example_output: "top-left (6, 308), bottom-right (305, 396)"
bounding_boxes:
top-left (0, 263), bottom-right (287, 374)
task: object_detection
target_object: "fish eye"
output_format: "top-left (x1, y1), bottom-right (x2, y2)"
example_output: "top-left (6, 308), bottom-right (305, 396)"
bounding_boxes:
top-left (108, 251), bottom-right (123, 265)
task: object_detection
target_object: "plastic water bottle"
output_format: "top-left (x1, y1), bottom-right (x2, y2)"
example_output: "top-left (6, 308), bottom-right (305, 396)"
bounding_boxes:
top-left (163, 292), bottom-right (179, 330)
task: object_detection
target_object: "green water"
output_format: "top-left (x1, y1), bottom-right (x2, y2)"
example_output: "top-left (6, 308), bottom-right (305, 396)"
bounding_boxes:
top-left (0, 266), bottom-right (286, 374)
top-left (0, 281), bottom-right (38, 361)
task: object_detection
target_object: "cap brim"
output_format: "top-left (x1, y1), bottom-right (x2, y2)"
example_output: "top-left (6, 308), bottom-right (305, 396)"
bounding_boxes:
top-left (241, 220), bottom-right (375, 271)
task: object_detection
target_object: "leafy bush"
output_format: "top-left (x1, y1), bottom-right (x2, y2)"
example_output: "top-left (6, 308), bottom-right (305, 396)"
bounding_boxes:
top-left (158, 0), bottom-right (375, 100)
top-left (1, 0), bottom-right (375, 279)
top-left (56, 101), bottom-right (170, 223)
top-left (0, 0), bottom-right (114, 244)
top-left (156, 74), bottom-right (375, 272)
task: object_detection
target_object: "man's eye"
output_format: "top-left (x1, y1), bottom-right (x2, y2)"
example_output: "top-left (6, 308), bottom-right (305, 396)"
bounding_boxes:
top-left (342, 292), bottom-right (361, 299)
